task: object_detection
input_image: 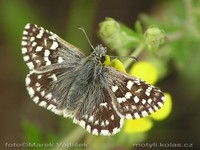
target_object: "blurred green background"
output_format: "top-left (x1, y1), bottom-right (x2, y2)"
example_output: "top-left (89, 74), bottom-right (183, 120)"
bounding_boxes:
top-left (0, 0), bottom-right (200, 149)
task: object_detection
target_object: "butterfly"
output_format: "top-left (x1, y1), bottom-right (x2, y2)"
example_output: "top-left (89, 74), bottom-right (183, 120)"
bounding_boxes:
top-left (22, 23), bottom-right (165, 136)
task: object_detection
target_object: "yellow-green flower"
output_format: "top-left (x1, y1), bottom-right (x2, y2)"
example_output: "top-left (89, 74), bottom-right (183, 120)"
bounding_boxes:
top-left (110, 58), bottom-right (126, 73)
top-left (104, 55), bottom-right (126, 73)
top-left (103, 55), bottom-right (111, 65)
top-left (124, 118), bottom-right (153, 134)
top-left (151, 93), bottom-right (172, 121)
top-left (129, 61), bottom-right (158, 85)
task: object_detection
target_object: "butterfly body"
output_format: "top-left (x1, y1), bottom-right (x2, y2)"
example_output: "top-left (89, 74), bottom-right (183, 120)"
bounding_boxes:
top-left (22, 23), bottom-right (165, 136)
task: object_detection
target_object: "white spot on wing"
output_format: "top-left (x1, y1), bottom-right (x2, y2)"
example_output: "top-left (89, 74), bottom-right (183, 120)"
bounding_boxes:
top-left (142, 111), bottom-right (148, 117)
top-left (145, 91), bottom-right (150, 96)
top-left (36, 30), bottom-right (44, 38)
top-left (111, 115), bottom-right (114, 120)
top-left (50, 41), bottom-right (59, 50)
top-left (141, 99), bottom-right (146, 104)
top-left (153, 105), bottom-right (158, 111)
top-left (44, 39), bottom-right (47, 46)
top-left (101, 121), bottom-right (105, 126)
top-left (161, 96), bottom-right (165, 101)
top-left (158, 102), bottom-right (163, 107)
top-left (94, 120), bottom-right (99, 125)
top-left (31, 42), bottom-right (37, 47)
top-left (100, 102), bottom-right (107, 107)
top-left (22, 48), bottom-right (27, 54)
top-left (52, 109), bottom-right (63, 115)
top-left (112, 127), bottom-right (120, 135)
top-left (148, 98), bottom-right (152, 104)
top-left (44, 50), bottom-right (50, 56)
top-left (25, 23), bottom-right (30, 29)
top-left (133, 96), bottom-right (140, 103)
top-left (58, 57), bottom-right (64, 63)
top-left (92, 129), bottom-right (98, 135)
top-left (86, 125), bottom-right (91, 132)
top-left (47, 104), bottom-right (56, 110)
top-left (89, 116), bottom-right (94, 122)
top-left (23, 55), bottom-right (30, 61)
top-left (22, 36), bottom-right (27, 40)
top-left (25, 77), bottom-right (31, 85)
top-left (45, 93), bottom-right (52, 100)
top-left (44, 57), bottom-right (51, 65)
top-left (27, 62), bottom-right (34, 69)
top-left (125, 92), bottom-right (132, 99)
top-left (148, 108), bottom-right (154, 113)
top-left (39, 101), bottom-right (47, 107)
top-left (33, 96), bottom-right (39, 103)
top-left (79, 120), bottom-right (86, 128)
top-left (147, 86), bottom-right (153, 92)
top-left (126, 80), bottom-right (134, 90)
top-left (41, 91), bottom-right (45, 97)
top-left (117, 97), bottom-right (126, 103)
top-left (105, 120), bottom-right (109, 125)
top-left (50, 74), bottom-right (57, 81)
top-left (126, 114), bottom-right (132, 119)
top-left (112, 85), bottom-right (118, 92)
top-left (84, 115), bottom-right (88, 119)
top-left (36, 86), bottom-right (41, 91)
top-left (101, 130), bottom-right (110, 136)
top-left (131, 105), bottom-right (136, 110)
top-left (30, 37), bottom-right (35, 41)
top-left (35, 46), bottom-right (43, 52)
top-left (135, 88), bottom-right (142, 93)
top-left (21, 41), bottom-right (27, 46)
top-left (35, 82), bottom-right (40, 86)
top-left (23, 30), bottom-right (28, 35)
top-left (134, 112), bottom-right (140, 119)
top-left (35, 59), bottom-right (41, 63)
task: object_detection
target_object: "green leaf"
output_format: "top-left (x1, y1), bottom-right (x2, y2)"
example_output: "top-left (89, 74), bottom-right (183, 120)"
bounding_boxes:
top-left (135, 21), bottom-right (143, 37)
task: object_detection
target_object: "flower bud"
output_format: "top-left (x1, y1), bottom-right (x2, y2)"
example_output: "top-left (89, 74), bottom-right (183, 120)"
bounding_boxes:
top-left (144, 27), bottom-right (165, 51)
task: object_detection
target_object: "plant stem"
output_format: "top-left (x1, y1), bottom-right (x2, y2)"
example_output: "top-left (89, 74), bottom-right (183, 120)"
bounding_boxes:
top-left (123, 43), bottom-right (145, 68)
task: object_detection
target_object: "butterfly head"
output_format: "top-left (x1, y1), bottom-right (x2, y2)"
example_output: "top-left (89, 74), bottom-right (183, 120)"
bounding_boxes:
top-left (91, 44), bottom-right (107, 63)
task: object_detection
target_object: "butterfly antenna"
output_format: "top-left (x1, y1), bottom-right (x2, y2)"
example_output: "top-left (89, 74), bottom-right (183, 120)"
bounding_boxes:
top-left (78, 27), bottom-right (95, 51)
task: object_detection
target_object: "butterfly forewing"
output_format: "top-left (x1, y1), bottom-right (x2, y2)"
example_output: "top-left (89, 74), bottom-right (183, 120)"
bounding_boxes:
top-left (22, 23), bottom-right (85, 117)
top-left (22, 23), bottom-right (84, 70)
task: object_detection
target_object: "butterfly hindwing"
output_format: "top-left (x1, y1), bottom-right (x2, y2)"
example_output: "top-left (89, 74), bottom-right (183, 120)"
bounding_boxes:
top-left (73, 87), bottom-right (124, 136)
top-left (105, 67), bottom-right (165, 119)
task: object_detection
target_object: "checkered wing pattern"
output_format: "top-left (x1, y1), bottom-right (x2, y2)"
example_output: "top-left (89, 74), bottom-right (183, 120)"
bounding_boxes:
top-left (26, 69), bottom-right (63, 115)
top-left (22, 23), bottom-right (84, 70)
top-left (73, 87), bottom-right (124, 136)
top-left (22, 23), bottom-right (84, 117)
top-left (108, 67), bottom-right (165, 120)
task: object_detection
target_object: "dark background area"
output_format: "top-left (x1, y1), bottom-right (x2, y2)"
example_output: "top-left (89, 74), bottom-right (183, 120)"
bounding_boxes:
top-left (0, 0), bottom-right (199, 149)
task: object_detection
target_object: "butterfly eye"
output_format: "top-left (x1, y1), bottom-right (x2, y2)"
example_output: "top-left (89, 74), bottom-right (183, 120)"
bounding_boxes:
top-left (100, 55), bottom-right (106, 63)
